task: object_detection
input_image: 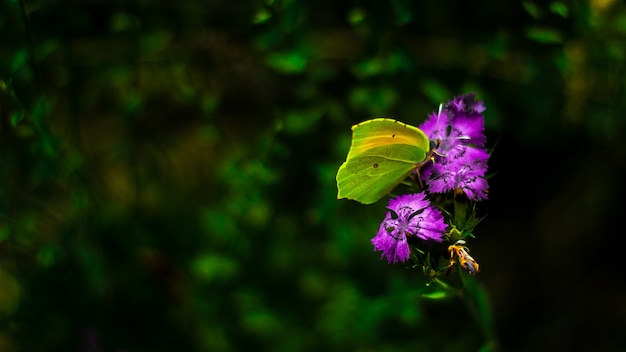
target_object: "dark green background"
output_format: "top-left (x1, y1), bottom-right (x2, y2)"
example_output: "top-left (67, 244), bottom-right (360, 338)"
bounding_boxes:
top-left (1, 0), bottom-right (625, 351)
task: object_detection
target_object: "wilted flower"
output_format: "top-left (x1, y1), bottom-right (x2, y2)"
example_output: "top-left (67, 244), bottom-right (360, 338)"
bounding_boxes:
top-left (372, 192), bottom-right (447, 263)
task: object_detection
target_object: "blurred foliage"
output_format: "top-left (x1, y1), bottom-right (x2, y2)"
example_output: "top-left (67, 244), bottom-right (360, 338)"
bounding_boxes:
top-left (0, 0), bottom-right (625, 351)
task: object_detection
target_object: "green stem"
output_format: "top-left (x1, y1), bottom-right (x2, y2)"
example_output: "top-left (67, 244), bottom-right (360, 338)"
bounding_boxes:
top-left (453, 196), bottom-right (467, 230)
top-left (460, 274), bottom-right (500, 351)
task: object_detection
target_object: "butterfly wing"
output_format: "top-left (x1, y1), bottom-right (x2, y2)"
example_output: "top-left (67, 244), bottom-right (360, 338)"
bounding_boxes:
top-left (336, 118), bottom-right (430, 204)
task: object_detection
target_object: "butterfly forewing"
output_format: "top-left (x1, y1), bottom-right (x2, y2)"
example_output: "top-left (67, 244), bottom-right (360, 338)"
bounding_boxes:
top-left (348, 118), bottom-right (430, 160)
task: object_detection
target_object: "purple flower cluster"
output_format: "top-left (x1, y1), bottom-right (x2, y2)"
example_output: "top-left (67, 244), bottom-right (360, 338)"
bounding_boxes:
top-left (371, 192), bottom-right (447, 263)
top-left (419, 93), bottom-right (490, 201)
top-left (371, 94), bottom-right (490, 264)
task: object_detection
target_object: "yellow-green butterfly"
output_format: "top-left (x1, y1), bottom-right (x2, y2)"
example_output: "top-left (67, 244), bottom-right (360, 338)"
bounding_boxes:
top-left (336, 118), bottom-right (431, 204)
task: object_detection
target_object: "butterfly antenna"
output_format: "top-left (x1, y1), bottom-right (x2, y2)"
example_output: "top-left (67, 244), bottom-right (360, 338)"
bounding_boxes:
top-left (435, 103), bottom-right (443, 132)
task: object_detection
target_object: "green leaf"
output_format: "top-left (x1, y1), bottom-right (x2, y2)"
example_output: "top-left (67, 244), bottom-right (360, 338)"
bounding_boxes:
top-left (253, 8), bottom-right (272, 24)
top-left (348, 86), bottom-right (398, 115)
top-left (421, 290), bottom-right (452, 300)
top-left (420, 80), bottom-right (452, 106)
top-left (11, 49), bottom-right (29, 73)
top-left (282, 108), bottom-right (323, 134)
top-left (10, 111), bottom-right (25, 128)
top-left (140, 30), bottom-right (172, 55)
top-left (110, 12), bottom-right (138, 32)
top-left (526, 27), bottom-right (563, 44)
top-left (391, 0), bottom-right (413, 25)
top-left (522, 1), bottom-right (542, 19)
top-left (347, 7), bottom-right (366, 25)
top-left (266, 50), bottom-right (308, 74)
top-left (550, 2), bottom-right (569, 18)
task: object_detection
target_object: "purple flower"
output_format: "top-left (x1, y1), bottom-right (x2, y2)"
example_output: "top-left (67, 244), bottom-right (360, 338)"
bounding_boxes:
top-left (372, 192), bottom-right (447, 263)
top-left (426, 150), bottom-right (490, 201)
top-left (420, 93), bottom-right (486, 158)
top-left (419, 93), bottom-right (490, 200)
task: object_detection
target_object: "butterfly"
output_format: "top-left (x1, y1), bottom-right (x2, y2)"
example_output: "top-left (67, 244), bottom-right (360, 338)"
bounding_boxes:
top-left (336, 118), bottom-right (432, 204)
